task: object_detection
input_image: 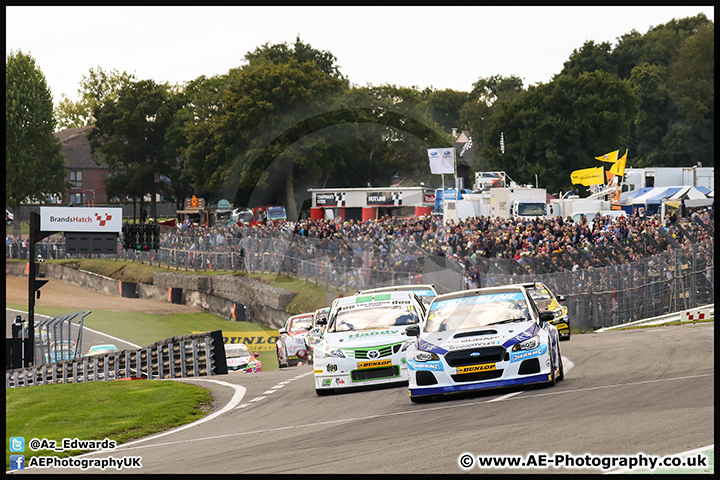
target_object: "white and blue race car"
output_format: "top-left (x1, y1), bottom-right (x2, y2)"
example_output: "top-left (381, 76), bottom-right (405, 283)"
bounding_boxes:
top-left (405, 285), bottom-right (564, 403)
top-left (313, 291), bottom-right (425, 395)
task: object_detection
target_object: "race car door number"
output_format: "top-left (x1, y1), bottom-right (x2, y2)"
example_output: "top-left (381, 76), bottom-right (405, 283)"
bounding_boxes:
top-left (357, 359), bottom-right (392, 369)
top-left (456, 363), bottom-right (496, 374)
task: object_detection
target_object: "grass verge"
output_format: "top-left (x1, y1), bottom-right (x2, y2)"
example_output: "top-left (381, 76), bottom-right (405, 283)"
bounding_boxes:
top-left (5, 380), bottom-right (212, 469)
top-left (6, 302), bottom-right (281, 372)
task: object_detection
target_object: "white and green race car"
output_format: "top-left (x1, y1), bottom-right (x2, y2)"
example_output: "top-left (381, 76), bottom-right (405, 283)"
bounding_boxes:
top-left (313, 291), bottom-right (426, 395)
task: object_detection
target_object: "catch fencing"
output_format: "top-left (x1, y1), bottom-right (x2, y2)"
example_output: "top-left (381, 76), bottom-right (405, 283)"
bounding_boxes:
top-left (6, 217), bottom-right (713, 331)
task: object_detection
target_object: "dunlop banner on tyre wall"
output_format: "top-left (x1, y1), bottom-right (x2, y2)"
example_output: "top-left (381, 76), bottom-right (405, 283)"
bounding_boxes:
top-left (198, 331), bottom-right (280, 352)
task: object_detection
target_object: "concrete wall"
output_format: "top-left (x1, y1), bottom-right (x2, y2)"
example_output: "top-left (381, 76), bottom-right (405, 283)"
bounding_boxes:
top-left (6, 263), bottom-right (293, 329)
top-left (153, 272), bottom-right (294, 328)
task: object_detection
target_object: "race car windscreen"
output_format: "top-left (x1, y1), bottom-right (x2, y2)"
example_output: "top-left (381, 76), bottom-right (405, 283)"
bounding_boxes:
top-left (225, 346), bottom-right (251, 359)
top-left (289, 317), bottom-right (313, 333)
top-left (412, 289), bottom-right (436, 307)
top-left (330, 304), bottom-right (420, 332)
top-left (425, 292), bottom-right (531, 333)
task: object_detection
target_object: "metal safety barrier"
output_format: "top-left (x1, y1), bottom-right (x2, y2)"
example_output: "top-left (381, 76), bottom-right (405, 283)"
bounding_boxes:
top-left (5, 330), bottom-right (227, 389)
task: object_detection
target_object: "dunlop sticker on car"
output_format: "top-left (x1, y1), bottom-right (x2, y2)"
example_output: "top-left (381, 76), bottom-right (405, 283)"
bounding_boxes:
top-left (456, 363), bottom-right (496, 374)
top-left (357, 358), bottom-right (392, 369)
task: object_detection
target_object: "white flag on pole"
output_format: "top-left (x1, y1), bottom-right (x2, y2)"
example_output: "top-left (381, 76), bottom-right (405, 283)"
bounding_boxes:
top-left (427, 148), bottom-right (455, 174)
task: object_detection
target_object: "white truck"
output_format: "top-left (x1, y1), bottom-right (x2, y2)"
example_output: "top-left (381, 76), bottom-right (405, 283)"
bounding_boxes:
top-left (548, 196), bottom-right (610, 219)
top-left (490, 187), bottom-right (553, 220)
top-left (622, 166), bottom-right (714, 192)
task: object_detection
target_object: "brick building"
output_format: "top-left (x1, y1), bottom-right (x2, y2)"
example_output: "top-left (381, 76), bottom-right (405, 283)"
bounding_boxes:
top-left (54, 126), bottom-right (109, 205)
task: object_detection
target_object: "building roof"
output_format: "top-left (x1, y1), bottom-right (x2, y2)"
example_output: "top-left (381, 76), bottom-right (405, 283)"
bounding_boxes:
top-left (54, 125), bottom-right (106, 169)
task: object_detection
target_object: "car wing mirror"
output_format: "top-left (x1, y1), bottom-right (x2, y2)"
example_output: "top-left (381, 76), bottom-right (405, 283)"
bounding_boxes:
top-left (539, 311), bottom-right (554, 323)
top-left (405, 324), bottom-right (420, 337)
top-left (278, 328), bottom-right (287, 334)
top-left (556, 295), bottom-right (566, 302)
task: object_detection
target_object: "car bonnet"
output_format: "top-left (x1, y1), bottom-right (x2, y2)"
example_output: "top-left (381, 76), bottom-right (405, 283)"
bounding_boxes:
top-left (323, 327), bottom-right (409, 349)
top-left (417, 321), bottom-right (540, 356)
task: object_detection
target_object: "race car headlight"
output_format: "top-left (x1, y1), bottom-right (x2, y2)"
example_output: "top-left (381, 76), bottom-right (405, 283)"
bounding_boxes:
top-left (513, 335), bottom-right (540, 351)
top-left (325, 348), bottom-right (346, 358)
top-left (414, 350), bottom-right (439, 362)
top-left (400, 340), bottom-right (414, 352)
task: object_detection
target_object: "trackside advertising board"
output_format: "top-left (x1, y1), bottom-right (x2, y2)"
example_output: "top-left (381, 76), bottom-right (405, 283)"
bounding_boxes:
top-left (195, 331), bottom-right (280, 352)
top-left (40, 207), bottom-right (122, 232)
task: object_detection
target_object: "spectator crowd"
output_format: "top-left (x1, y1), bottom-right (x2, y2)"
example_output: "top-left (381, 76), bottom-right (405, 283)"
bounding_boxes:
top-left (7, 207), bottom-right (714, 286)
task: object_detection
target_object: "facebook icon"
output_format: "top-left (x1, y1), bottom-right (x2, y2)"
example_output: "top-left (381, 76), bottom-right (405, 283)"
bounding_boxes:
top-left (10, 455), bottom-right (25, 470)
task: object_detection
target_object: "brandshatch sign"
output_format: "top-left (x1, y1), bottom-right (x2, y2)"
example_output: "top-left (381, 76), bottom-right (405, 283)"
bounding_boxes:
top-left (40, 207), bottom-right (122, 232)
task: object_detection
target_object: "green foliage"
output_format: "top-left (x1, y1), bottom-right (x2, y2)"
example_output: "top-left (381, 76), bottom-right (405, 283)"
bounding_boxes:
top-left (54, 67), bottom-right (136, 129)
top-left (560, 40), bottom-right (616, 78)
top-left (89, 79), bottom-right (186, 217)
top-left (663, 21), bottom-right (714, 166)
top-left (460, 75), bottom-right (524, 166)
top-left (480, 71), bottom-right (639, 194)
top-left (612, 15), bottom-right (715, 167)
top-left (426, 88), bottom-right (469, 133)
top-left (627, 63), bottom-right (670, 166)
top-left (52, 13), bottom-right (711, 207)
top-left (6, 50), bottom-right (69, 218)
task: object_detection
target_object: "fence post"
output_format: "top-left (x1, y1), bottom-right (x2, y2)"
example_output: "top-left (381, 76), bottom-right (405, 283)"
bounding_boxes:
top-left (168, 343), bottom-right (175, 379)
top-left (192, 339), bottom-right (199, 377)
top-left (103, 354), bottom-right (110, 381)
top-left (205, 337), bottom-right (213, 377)
top-left (146, 347), bottom-right (153, 380)
top-left (180, 341), bottom-right (187, 378)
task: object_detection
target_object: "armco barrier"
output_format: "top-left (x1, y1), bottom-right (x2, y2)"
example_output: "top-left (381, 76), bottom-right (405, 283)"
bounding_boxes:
top-left (594, 304), bottom-right (714, 332)
top-left (5, 330), bottom-right (227, 388)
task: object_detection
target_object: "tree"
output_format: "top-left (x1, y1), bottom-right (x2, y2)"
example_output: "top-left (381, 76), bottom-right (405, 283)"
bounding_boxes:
top-left (182, 38), bottom-right (350, 220)
top-left (178, 71), bottom-right (244, 205)
top-left (626, 63), bottom-right (671, 167)
top-left (460, 75), bottom-right (524, 170)
top-left (221, 59), bottom-right (348, 219)
top-left (425, 88), bottom-right (469, 133)
top-left (481, 71), bottom-right (639, 195)
top-left (612, 13), bottom-right (713, 80)
top-left (663, 21), bottom-right (714, 166)
top-left (89, 80), bottom-right (184, 219)
top-left (6, 50), bottom-right (69, 233)
top-left (559, 40), bottom-right (616, 78)
top-left (244, 35), bottom-right (344, 78)
top-left (54, 67), bottom-right (136, 129)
